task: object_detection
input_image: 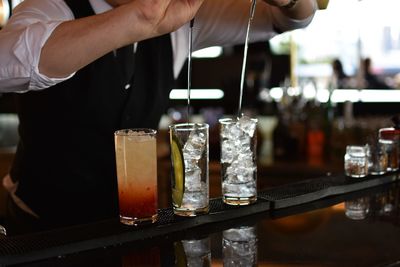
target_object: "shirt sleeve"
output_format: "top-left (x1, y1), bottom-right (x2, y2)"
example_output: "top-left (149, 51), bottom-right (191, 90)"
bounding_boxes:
top-left (192, 0), bottom-right (316, 50)
top-left (0, 0), bottom-right (75, 93)
top-left (270, 1), bottom-right (317, 33)
top-left (171, 0), bottom-right (316, 78)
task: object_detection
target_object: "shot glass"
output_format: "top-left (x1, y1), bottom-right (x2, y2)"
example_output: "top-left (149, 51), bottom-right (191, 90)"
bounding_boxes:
top-left (367, 141), bottom-right (388, 175)
top-left (219, 116), bottom-right (257, 205)
top-left (379, 139), bottom-right (399, 172)
top-left (169, 123), bottom-right (209, 216)
top-left (379, 127), bottom-right (400, 171)
top-left (114, 129), bottom-right (158, 226)
top-left (344, 145), bottom-right (368, 178)
top-left (223, 225), bottom-right (257, 267)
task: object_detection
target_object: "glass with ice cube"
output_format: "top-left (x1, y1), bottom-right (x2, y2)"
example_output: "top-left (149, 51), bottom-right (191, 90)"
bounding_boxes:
top-left (169, 123), bottom-right (209, 216)
top-left (177, 237), bottom-right (211, 266)
top-left (223, 225), bottom-right (257, 267)
top-left (219, 116), bottom-right (257, 205)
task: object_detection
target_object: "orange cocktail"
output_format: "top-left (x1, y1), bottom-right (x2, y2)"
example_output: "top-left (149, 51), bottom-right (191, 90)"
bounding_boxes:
top-left (114, 129), bottom-right (158, 226)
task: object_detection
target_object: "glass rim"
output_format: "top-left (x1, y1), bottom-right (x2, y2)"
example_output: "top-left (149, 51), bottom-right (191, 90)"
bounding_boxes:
top-left (219, 117), bottom-right (258, 124)
top-left (114, 128), bottom-right (157, 136)
top-left (379, 138), bottom-right (396, 144)
top-left (169, 122), bottom-right (209, 131)
top-left (346, 145), bottom-right (368, 152)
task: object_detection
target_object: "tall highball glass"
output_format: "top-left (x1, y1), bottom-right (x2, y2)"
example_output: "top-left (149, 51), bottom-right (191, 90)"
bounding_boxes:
top-left (114, 129), bottom-right (158, 226)
top-left (219, 116), bottom-right (258, 205)
top-left (169, 123), bottom-right (209, 216)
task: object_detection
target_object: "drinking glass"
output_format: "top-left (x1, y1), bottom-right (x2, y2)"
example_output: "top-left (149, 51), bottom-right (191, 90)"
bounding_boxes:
top-left (169, 123), bottom-right (209, 216)
top-left (379, 139), bottom-right (399, 172)
top-left (114, 129), bottom-right (158, 226)
top-left (344, 145), bottom-right (368, 178)
top-left (219, 116), bottom-right (258, 205)
top-left (379, 127), bottom-right (400, 171)
top-left (367, 140), bottom-right (388, 175)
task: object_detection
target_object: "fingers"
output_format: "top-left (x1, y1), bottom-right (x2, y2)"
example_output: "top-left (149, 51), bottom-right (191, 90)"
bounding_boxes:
top-left (150, 0), bottom-right (205, 35)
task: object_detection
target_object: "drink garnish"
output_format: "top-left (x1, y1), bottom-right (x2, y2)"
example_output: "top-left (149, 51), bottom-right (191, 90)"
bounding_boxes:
top-left (174, 241), bottom-right (188, 267)
top-left (171, 135), bottom-right (185, 207)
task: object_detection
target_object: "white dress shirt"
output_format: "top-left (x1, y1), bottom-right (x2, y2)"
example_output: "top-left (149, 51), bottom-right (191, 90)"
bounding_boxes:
top-left (0, 0), bottom-right (315, 93)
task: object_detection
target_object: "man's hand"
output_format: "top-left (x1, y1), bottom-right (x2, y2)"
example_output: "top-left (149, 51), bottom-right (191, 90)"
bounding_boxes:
top-left (128, 0), bottom-right (204, 37)
top-left (262, 0), bottom-right (292, 8)
top-left (262, 0), bottom-right (316, 20)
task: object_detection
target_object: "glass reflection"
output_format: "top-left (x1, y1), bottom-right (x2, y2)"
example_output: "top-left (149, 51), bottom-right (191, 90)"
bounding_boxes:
top-left (344, 185), bottom-right (400, 224)
top-left (222, 225), bottom-right (257, 267)
top-left (174, 236), bottom-right (211, 267)
top-left (370, 186), bottom-right (400, 225)
top-left (345, 197), bottom-right (370, 220)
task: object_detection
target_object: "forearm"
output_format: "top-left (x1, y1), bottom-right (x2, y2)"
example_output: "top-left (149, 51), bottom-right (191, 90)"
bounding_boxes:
top-left (39, 4), bottom-right (150, 78)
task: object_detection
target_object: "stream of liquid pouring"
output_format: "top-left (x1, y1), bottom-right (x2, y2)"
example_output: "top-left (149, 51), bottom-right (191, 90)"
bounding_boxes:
top-left (187, 19), bottom-right (195, 123)
top-left (238, 0), bottom-right (257, 118)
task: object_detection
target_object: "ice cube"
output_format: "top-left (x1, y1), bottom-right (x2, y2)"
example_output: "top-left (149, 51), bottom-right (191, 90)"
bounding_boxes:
top-left (221, 122), bottom-right (242, 140)
top-left (238, 116), bottom-right (257, 137)
top-left (223, 226), bottom-right (257, 267)
top-left (237, 134), bottom-right (251, 149)
top-left (182, 238), bottom-right (210, 257)
top-left (223, 226), bottom-right (257, 242)
top-left (221, 139), bottom-right (236, 163)
top-left (222, 181), bottom-right (256, 198)
top-left (182, 182), bottom-right (208, 208)
top-left (226, 157), bottom-right (255, 183)
top-left (184, 131), bottom-right (206, 153)
top-left (237, 153), bottom-right (255, 167)
top-left (183, 129), bottom-right (206, 164)
top-left (185, 167), bottom-right (202, 191)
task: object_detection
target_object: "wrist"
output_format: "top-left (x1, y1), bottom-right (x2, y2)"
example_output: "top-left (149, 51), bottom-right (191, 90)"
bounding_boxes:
top-left (280, 0), bottom-right (299, 9)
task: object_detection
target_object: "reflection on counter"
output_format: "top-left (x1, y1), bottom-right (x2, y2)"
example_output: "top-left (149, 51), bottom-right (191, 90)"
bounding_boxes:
top-left (362, 185), bottom-right (400, 225)
top-left (175, 237), bottom-right (211, 267)
top-left (222, 225), bottom-right (257, 267)
top-left (122, 180), bottom-right (400, 267)
top-left (345, 197), bottom-right (370, 220)
top-left (339, 185), bottom-right (400, 223)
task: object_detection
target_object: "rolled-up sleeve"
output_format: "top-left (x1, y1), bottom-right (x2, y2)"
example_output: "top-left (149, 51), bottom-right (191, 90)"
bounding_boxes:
top-left (191, 0), bottom-right (316, 52)
top-left (270, 1), bottom-right (317, 33)
top-left (0, 0), bottom-right (75, 93)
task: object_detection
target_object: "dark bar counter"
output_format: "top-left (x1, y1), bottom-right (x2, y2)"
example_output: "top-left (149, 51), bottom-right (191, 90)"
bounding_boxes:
top-left (1, 169), bottom-right (400, 266)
